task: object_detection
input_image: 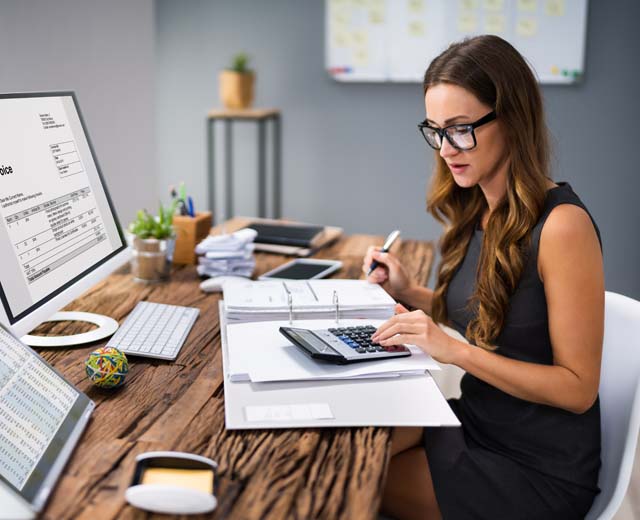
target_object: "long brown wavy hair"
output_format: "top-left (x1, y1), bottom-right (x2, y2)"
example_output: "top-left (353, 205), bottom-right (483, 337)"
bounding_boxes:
top-left (425, 35), bottom-right (550, 349)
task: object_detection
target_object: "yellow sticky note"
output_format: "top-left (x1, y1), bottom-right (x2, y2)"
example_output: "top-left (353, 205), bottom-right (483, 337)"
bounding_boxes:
top-left (485, 14), bottom-right (506, 34)
top-left (516, 17), bottom-right (537, 37)
top-left (545, 0), bottom-right (565, 16)
top-left (333, 30), bottom-right (350, 48)
top-left (408, 20), bottom-right (425, 37)
top-left (352, 30), bottom-right (368, 46)
top-left (369, 7), bottom-right (385, 24)
top-left (458, 13), bottom-right (478, 33)
top-left (483, 0), bottom-right (504, 11)
top-left (517, 0), bottom-right (537, 12)
top-left (550, 65), bottom-right (560, 75)
top-left (460, 0), bottom-right (479, 10)
top-left (354, 48), bottom-right (369, 66)
top-left (333, 7), bottom-right (351, 25)
top-left (141, 468), bottom-right (213, 495)
top-left (408, 0), bottom-right (425, 14)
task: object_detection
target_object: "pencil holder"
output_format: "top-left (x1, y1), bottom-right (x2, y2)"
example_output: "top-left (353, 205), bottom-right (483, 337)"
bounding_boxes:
top-left (172, 211), bottom-right (213, 265)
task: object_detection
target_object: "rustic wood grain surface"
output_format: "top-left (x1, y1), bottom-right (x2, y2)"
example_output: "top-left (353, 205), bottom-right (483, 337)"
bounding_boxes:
top-left (35, 232), bottom-right (434, 520)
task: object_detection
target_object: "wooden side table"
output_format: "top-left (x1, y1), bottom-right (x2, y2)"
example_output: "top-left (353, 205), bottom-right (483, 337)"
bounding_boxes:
top-left (206, 108), bottom-right (281, 223)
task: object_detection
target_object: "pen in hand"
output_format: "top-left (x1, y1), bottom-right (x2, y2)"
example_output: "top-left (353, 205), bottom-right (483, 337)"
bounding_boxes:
top-left (367, 230), bottom-right (401, 276)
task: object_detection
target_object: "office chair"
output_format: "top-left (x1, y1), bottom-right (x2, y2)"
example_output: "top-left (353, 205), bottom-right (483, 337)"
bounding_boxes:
top-left (586, 291), bottom-right (640, 519)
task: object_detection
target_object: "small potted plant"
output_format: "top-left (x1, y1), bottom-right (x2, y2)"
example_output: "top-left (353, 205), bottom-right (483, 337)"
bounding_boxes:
top-left (127, 202), bottom-right (177, 282)
top-left (219, 52), bottom-right (255, 109)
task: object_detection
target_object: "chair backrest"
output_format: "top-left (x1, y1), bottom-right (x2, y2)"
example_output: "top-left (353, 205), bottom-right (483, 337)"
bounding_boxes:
top-left (586, 291), bottom-right (640, 520)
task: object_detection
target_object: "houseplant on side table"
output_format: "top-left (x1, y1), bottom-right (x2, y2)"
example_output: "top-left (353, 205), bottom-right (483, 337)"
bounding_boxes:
top-left (127, 203), bottom-right (176, 282)
top-left (219, 52), bottom-right (255, 109)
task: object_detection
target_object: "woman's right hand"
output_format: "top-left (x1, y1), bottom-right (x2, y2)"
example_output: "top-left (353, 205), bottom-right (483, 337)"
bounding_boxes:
top-left (362, 246), bottom-right (413, 300)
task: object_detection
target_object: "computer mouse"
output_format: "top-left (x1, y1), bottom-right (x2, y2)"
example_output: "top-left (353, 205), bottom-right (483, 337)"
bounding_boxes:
top-left (199, 276), bottom-right (249, 293)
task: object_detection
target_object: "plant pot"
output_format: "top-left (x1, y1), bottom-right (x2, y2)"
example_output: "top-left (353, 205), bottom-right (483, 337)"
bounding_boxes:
top-left (128, 235), bottom-right (175, 282)
top-left (219, 70), bottom-right (255, 109)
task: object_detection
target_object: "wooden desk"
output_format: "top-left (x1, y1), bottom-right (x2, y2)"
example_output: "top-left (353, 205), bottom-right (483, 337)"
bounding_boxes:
top-left (36, 232), bottom-right (434, 519)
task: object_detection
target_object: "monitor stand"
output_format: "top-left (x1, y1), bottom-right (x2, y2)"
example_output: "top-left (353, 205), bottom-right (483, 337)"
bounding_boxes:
top-left (21, 311), bottom-right (119, 348)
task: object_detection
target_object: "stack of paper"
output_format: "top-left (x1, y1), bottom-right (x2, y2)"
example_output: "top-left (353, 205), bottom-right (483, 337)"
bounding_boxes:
top-left (195, 228), bottom-right (257, 278)
top-left (222, 279), bottom-right (397, 323)
top-left (224, 316), bottom-right (441, 383)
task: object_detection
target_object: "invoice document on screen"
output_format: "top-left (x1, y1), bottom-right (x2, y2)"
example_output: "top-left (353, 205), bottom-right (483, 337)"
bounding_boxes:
top-left (0, 96), bottom-right (122, 318)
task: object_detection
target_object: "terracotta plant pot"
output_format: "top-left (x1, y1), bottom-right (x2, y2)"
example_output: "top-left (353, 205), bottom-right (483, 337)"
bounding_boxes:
top-left (219, 70), bottom-right (255, 109)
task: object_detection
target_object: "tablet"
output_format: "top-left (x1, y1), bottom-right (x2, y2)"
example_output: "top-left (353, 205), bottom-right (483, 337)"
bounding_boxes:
top-left (258, 259), bottom-right (342, 280)
top-left (0, 323), bottom-right (94, 517)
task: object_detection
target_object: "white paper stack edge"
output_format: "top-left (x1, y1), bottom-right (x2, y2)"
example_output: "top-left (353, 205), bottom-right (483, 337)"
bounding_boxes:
top-left (222, 278), bottom-right (397, 323)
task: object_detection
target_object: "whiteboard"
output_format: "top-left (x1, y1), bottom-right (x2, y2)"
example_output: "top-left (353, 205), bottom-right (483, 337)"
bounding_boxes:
top-left (325, 0), bottom-right (588, 84)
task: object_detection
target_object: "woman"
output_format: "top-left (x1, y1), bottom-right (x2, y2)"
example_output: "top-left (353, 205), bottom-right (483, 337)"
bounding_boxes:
top-left (363, 35), bottom-right (604, 519)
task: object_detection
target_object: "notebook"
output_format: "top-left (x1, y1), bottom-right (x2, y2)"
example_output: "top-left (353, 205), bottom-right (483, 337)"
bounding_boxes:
top-left (240, 218), bottom-right (343, 256)
top-left (246, 222), bottom-right (324, 248)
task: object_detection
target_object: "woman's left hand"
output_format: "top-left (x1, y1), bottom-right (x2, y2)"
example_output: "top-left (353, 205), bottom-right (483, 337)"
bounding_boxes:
top-left (371, 309), bottom-right (466, 365)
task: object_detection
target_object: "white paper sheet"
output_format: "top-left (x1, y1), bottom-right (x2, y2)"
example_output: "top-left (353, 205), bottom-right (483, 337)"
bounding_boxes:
top-left (225, 318), bottom-right (441, 383)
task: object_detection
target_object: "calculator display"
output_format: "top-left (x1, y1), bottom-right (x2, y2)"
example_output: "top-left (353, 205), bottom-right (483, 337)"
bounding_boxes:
top-left (286, 328), bottom-right (335, 354)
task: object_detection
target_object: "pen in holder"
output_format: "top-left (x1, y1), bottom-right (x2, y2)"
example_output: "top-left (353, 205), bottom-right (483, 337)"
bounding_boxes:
top-left (333, 290), bottom-right (340, 325)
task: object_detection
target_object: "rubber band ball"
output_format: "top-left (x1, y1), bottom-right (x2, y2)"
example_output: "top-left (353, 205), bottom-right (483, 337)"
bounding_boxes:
top-left (85, 346), bottom-right (129, 389)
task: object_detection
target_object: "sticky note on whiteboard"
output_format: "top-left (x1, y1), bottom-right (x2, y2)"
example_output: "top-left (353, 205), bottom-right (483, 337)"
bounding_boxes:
top-left (408, 20), bottom-right (425, 37)
top-left (483, 0), bottom-right (504, 11)
top-left (458, 13), bottom-right (478, 33)
top-left (245, 403), bottom-right (335, 422)
top-left (516, 17), bottom-right (538, 37)
top-left (545, 0), bottom-right (565, 17)
top-left (517, 0), bottom-right (537, 12)
top-left (485, 14), bottom-right (506, 34)
top-left (408, 0), bottom-right (425, 14)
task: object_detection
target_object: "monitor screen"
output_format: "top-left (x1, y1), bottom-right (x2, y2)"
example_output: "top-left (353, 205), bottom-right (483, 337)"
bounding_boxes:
top-left (0, 93), bottom-right (126, 324)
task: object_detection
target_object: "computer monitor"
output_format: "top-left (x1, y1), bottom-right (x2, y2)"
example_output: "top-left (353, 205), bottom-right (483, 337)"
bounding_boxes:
top-left (0, 91), bottom-right (131, 344)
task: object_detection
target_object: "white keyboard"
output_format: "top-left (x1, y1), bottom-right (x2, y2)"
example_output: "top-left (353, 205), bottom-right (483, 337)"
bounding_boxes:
top-left (107, 302), bottom-right (199, 360)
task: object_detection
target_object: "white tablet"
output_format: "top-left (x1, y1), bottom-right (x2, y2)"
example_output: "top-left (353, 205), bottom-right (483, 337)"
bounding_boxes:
top-left (258, 259), bottom-right (342, 280)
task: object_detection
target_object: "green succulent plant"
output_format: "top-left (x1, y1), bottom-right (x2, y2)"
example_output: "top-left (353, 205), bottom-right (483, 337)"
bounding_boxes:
top-left (230, 52), bottom-right (251, 74)
top-left (127, 201), bottom-right (177, 240)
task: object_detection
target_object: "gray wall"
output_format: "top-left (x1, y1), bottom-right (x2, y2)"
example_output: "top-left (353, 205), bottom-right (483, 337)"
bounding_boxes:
top-left (155, 0), bottom-right (640, 298)
top-left (0, 0), bottom-right (157, 226)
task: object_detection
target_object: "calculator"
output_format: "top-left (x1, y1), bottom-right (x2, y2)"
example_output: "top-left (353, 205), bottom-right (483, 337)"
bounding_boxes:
top-left (279, 325), bottom-right (411, 364)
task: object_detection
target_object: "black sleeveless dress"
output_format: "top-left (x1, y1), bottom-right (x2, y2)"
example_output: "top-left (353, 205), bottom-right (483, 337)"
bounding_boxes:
top-left (423, 183), bottom-right (601, 519)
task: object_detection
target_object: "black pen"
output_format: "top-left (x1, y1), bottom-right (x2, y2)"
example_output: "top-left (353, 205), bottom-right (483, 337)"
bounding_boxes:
top-left (367, 230), bottom-right (401, 276)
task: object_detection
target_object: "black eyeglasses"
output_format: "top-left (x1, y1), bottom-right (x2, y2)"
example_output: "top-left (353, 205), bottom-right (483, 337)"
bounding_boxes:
top-left (418, 111), bottom-right (497, 151)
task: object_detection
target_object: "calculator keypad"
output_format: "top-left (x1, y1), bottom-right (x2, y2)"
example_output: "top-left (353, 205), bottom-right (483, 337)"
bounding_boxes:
top-left (327, 326), bottom-right (409, 355)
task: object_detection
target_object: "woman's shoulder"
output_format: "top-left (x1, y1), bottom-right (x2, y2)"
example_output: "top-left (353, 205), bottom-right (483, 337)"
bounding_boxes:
top-left (540, 182), bottom-right (600, 243)
top-left (537, 186), bottom-right (603, 283)
top-left (532, 182), bottom-right (601, 248)
top-left (542, 203), bottom-right (596, 248)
